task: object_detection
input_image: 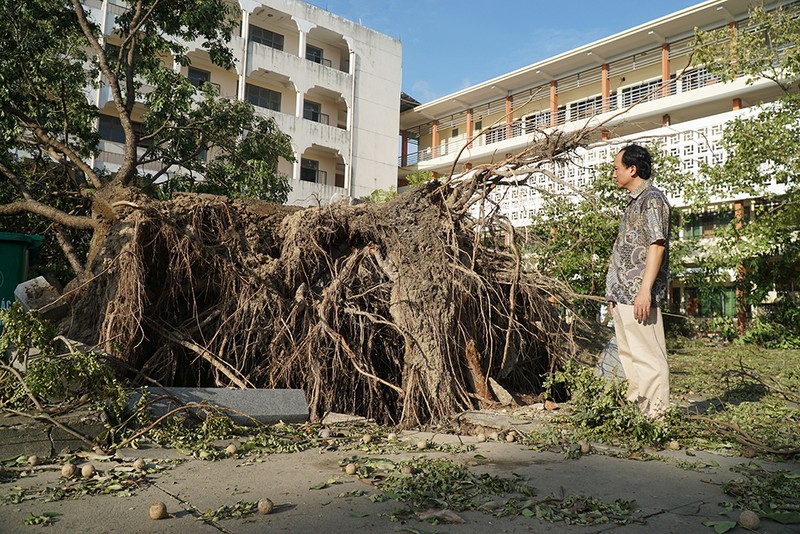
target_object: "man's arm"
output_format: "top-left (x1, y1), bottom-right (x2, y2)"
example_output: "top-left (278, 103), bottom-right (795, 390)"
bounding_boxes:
top-left (633, 240), bottom-right (665, 322)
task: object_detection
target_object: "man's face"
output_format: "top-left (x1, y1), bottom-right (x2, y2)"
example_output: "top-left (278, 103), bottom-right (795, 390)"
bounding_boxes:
top-left (613, 151), bottom-right (637, 191)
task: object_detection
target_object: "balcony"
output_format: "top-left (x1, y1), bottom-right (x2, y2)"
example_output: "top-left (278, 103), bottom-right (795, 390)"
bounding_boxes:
top-left (402, 68), bottom-right (752, 167)
top-left (247, 41), bottom-right (352, 97)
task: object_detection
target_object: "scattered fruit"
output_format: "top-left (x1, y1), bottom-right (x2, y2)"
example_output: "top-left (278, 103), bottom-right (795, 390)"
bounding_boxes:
top-left (489, 432), bottom-right (499, 441)
top-left (738, 510), bottom-right (760, 530)
top-left (387, 432), bottom-right (397, 441)
top-left (667, 440), bottom-right (680, 451)
top-left (81, 464), bottom-right (96, 478)
top-left (345, 463), bottom-right (357, 475)
top-left (361, 434), bottom-right (372, 444)
top-left (258, 497), bottom-right (274, 515)
top-left (133, 458), bottom-right (146, 470)
top-left (149, 502), bottom-right (167, 520)
top-left (401, 465), bottom-right (413, 475)
top-left (61, 463), bottom-right (77, 478)
top-left (476, 433), bottom-right (486, 443)
top-left (27, 456), bottom-right (40, 467)
top-left (506, 432), bottom-right (516, 443)
top-left (416, 440), bottom-right (428, 450)
top-left (579, 439), bottom-right (591, 454)
top-left (225, 443), bottom-right (238, 455)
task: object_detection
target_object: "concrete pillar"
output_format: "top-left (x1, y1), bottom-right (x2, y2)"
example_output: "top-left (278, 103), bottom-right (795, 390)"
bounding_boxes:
top-left (662, 114), bottom-right (671, 127)
top-left (295, 89), bottom-right (303, 118)
top-left (732, 98), bottom-right (742, 110)
top-left (432, 121), bottom-right (439, 158)
top-left (549, 81), bottom-right (558, 127)
top-left (466, 108), bottom-right (473, 141)
top-left (505, 95), bottom-right (513, 138)
top-left (601, 63), bottom-right (610, 112)
top-left (401, 130), bottom-right (408, 167)
top-left (661, 43), bottom-right (670, 97)
top-left (238, 9), bottom-right (249, 100)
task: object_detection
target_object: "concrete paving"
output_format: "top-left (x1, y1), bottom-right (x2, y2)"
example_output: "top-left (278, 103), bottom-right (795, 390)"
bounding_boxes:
top-left (1, 430), bottom-right (798, 534)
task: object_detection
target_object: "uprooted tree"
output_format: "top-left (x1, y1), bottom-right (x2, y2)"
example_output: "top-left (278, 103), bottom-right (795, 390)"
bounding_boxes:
top-left (0, 0), bottom-right (607, 427)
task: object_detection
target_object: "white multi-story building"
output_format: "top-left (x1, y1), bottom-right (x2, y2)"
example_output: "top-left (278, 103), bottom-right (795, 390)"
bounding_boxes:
top-left (398, 0), bottom-right (796, 318)
top-left (84, 0), bottom-right (402, 205)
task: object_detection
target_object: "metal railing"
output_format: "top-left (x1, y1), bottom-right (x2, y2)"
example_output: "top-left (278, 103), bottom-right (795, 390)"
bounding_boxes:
top-left (402, 69), bottom-right (737, 166)
top-left (300, 168), bottom-right (328, 183)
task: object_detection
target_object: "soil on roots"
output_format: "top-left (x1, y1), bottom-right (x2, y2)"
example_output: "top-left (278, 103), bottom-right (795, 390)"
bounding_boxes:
top-left (65, 182), bottom-right (586, 427)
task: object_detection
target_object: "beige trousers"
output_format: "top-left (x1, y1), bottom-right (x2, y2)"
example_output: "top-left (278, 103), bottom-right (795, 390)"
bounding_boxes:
top-left (612, 303), bottom-right (670, 418)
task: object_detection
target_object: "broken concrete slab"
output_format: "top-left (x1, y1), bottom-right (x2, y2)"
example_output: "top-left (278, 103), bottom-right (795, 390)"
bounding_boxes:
top-left (14, 276), bottom-right (68, 321)
top-left (129, 387), bottom-right (309, 425)
top-left (0, 411), bottom-right (107, 459)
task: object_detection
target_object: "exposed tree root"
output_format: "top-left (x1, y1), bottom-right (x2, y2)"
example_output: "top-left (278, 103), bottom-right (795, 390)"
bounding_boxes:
top-left (64, 134), bottom-right (599, 427)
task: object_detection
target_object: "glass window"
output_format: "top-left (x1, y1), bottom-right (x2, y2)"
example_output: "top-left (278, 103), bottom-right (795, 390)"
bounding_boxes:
top-left (187, 67), bottom-right (210, 88)
top-left (245, 83), bottom-right (281, 112)
top-left (300, 158), bottom-right (319, 182)
top-left (249, 26), bottom-right (284, 51)
top-left (306, 44), bottom-right (324, 63)
top-left (303, 100), bottom-right (327, 124)
top-left (98, 114), bottom-right (125, 143)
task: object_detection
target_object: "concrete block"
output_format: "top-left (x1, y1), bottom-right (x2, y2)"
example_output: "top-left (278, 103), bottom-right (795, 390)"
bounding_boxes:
top-left (0, 411), bottom-right (107, 458)
top-left (14, 276), bottom-right (68, 321)
top-left (130, 387), bottom-right (309, 425)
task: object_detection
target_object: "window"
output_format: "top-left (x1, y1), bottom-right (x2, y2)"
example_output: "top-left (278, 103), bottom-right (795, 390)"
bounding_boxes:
top-left (98, 114), bottom-right (147, 146)
top-left (300, 158), bottom-right (319, 182)
top-left (187, 67), bottom-right (211, 88)
top-left (303, 100), bottom-right (328, 124)
top-left (249, 26), bottom-right (284, 51)
top-left (474, 121), bottom-right (482, 130)
top-left (620, 79), bottom-right (662, 108)
top-left (305, 45), bottom-right (331, 67)
top-left (98, 114), bottom-right (126, 143)
top-left (451, 128), bottom-right (458, 138)
top-left (525, 111), bottom-right (550, 132)
top-left (245, 83), bottom-right (281, 112)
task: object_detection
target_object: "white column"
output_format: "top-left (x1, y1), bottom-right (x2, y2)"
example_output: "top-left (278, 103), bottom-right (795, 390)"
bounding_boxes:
top-left (238, 9), bottom-right (249, 100)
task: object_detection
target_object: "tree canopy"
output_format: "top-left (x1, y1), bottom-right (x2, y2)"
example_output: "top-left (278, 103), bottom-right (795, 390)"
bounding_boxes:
top-left (0, 0), bottom-right (294, 279)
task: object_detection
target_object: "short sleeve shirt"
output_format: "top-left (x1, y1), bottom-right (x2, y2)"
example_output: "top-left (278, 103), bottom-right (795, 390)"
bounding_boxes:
top-left (605, 181), bottom-right (670, 306)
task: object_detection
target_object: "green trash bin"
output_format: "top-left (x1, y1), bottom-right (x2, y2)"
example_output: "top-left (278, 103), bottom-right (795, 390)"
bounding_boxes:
top-left (0, 232), bottom-right (45, 312)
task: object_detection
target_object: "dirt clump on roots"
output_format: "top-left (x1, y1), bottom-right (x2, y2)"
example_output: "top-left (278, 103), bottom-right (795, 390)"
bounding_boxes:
top-left (64, 181), bottom-right (585, 427)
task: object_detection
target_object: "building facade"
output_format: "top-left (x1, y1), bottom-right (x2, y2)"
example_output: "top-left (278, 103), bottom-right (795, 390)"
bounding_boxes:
top-left (85, 0), bottom-right (402, 205)
top-left (398, 0), bottom-right (796, 319)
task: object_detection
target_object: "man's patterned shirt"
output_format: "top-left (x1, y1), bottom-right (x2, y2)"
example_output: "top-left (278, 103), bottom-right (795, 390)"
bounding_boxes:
top-left (605, 180), bottom-right (671, 306)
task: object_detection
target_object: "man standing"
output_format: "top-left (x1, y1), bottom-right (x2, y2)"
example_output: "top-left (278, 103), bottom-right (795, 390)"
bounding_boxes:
top-left (605, 144), bottom-right (671, 418)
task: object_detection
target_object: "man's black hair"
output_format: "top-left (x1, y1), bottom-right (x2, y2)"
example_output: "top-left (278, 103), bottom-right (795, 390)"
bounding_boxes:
top-left (619, 144), bottom-right (652, 179)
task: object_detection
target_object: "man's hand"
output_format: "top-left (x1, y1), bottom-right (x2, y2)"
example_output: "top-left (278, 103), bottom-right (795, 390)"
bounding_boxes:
top-left (633, 291), bottom-right (652, 322)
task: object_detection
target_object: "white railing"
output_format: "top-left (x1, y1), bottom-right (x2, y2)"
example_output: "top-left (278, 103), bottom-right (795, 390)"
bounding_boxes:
top-left (405, 69), bottom-right (745, 166)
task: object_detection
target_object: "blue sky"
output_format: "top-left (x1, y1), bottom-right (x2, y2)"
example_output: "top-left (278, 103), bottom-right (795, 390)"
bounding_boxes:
top-left (307, 1), bottom-right (701, 102)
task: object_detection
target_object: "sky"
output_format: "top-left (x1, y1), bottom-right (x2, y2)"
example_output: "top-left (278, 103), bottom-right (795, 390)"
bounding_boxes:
top-left (306, 1), bottom-right (702, 103)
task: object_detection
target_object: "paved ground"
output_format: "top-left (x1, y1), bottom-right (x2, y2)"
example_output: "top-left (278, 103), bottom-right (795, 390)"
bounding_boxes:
top-left (1, 428), bottom-right (798, 534)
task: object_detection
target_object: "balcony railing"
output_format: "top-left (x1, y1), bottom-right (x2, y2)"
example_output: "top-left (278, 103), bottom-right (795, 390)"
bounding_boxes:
top-left (304, 110), bottom-right (330, 125)
top-left (300, 168), bottom-right (328, 183)
top-left (401, 68), bottom-right (733, 166)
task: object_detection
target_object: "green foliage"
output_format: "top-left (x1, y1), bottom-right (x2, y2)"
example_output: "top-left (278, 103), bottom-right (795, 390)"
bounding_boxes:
top-left (363, 170), bottom-right (433, 203)
top-left (0, 0), bottom-right (296, 281)
top-left (362, 186), bottom-right (397, 203)
top-left (370, 457), bottom-right (536, 512)
top-left (0, 303), bottom-right (127, 417)
top-left (0, 303), bottom-right (58, 359)
top-left (689, 5), bottom-right (800, 343)
top-left (723, 463), bottom-right (800, 522)
top-left (524, 145), bottom-right (682, 318)
top-left (543, 359), bottom-right (669, 446)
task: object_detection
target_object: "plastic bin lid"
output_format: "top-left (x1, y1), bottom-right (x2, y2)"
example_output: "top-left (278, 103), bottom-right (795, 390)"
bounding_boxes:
top-left (0, 232), bottom-right (45, 250)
